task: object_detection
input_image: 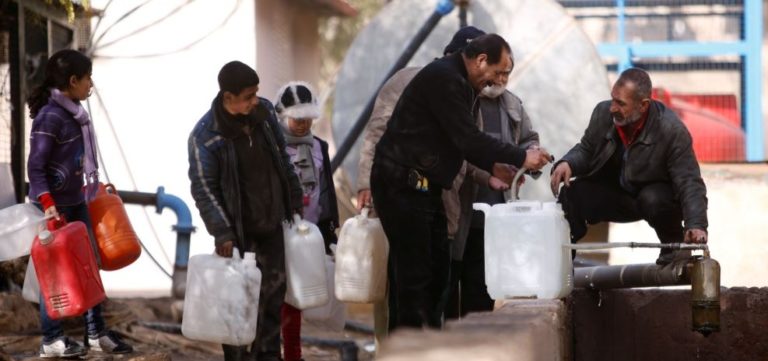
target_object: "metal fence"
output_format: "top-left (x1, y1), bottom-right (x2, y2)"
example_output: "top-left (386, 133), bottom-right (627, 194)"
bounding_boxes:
top-left (559, 0), bottom-right (762, 162)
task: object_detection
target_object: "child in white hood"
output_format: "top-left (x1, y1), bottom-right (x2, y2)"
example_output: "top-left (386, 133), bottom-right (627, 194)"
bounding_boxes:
top-left (275, 81), bottom-right (339, 361)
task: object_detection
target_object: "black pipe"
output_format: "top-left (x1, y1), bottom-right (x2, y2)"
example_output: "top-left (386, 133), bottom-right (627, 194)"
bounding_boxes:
top-left (330, 8), bottom-right (449, 172)
top-left (574, 261), bottom-right (692, 290)
top-left (117, 190), bottom-right (157, 205)
top-left (344, 320), bottom-right (374, 335)
top-left (558, 0), bottom-right (743, 8)
top-left (139, 322), bottom-right (363, 360)
top-left (458, 1), bottom-right (468, 27)
top-left (301, 336), bottom-right (359, 361)
top-left (139, 321), bottom-right (182, 334)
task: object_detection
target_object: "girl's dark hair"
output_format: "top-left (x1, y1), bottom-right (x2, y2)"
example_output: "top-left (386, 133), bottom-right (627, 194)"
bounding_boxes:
top-left (27, 49), bottom-right (92, 118)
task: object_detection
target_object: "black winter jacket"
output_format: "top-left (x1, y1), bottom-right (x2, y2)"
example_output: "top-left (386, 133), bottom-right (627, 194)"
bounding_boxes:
top-left (375, 53), bottom-right (527, 188)
top-left (559, 100), bottom-right (708, 231)
top-left (188, 97), bottom-right (303, 249)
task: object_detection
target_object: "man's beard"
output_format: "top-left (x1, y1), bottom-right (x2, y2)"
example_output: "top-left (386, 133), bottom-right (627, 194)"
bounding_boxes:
top-left (480, 84), bottom-right (506, 98)
top-left (612, 110), bottom-right (642, 127)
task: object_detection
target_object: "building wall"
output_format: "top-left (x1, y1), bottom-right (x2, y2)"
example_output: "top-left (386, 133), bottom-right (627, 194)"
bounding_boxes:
top-left (81, 0), bottom-right (328, 295)
top-left (84, 0), bottom-right (258, 295)
top-left (255, 0), bottom-right (321, 102)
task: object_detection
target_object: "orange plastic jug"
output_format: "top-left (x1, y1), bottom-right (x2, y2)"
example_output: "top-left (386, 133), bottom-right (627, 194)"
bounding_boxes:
top-left (88, 183), bottom-right (141, 270)
top-left (31, 220), bottom-right (106, 319)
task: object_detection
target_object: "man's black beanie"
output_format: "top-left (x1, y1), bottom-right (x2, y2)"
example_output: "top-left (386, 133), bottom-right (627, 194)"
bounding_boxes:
top-left (443, 26), bottom-right (486, 56)
top-left (218, 61), bottom-right (260, 94)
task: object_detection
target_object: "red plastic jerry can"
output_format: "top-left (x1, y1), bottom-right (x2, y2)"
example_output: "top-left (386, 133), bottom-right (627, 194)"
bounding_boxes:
top-left (88, 183), bottom-right (141, 271)
top-left (31, 220), bottom-right (106, 320)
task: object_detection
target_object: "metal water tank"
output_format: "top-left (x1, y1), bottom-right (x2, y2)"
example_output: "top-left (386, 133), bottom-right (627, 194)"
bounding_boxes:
top-left (332, 0), bottom-right (611, 200)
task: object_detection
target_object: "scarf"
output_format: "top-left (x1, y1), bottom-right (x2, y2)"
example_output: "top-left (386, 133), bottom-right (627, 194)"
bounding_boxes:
top-left (280, 122), bottom-right (317, 192)
top-left (50, 88), bottom-right (99, 202)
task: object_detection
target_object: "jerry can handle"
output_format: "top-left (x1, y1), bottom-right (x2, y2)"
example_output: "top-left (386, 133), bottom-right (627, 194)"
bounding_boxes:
top-left (104, 183), bottom-right (117, 194)
top-left (46, 214), bottom-right (67, 231)
top-left (505, 167), bottom-right (528, 202)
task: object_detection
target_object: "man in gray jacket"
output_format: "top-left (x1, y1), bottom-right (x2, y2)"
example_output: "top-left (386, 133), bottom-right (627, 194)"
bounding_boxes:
top-left (551, 68), bottom-right (708, 265)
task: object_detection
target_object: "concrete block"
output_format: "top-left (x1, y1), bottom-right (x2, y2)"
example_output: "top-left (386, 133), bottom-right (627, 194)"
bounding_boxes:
top-left (377, 299), bottom-right (570, 361)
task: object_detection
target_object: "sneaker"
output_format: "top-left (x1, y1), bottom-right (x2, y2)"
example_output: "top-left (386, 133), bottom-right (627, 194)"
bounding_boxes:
top-left (39, 336), bottom-right (87, 358)
top-left (86, 330), bottom-right (133, 354)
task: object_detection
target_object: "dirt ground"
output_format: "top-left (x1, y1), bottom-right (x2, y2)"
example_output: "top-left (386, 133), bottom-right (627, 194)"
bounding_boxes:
top-left (0, 292), bottom-right (375, 361)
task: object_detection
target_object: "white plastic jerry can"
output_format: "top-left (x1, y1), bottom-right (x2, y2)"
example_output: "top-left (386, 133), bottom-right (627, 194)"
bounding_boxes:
top-left (0, 203), bottom-right (46, 261)
top-left (283, 215), bottom-right (328, 309)
top-left (303, 255), bottom-right (346, 331)
top-left (22, 257), bottom-right (40, 303)
top-left (182, 248), bottom-right (261, 345)
top-left (334, 208), bottom-right (389, 303)
top-left (473, 201), bottom-right (573, 300)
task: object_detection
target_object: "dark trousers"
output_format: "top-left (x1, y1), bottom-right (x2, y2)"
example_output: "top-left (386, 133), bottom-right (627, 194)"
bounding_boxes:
top-left (34, 202), bottom-right (105, 343)
top-left (558, 179), bottom-right (684, 255)
top-left (445, 227), bottom-right (494, 319)
top-left (222, 227), bottom-right (286, 361)
top-left (371, 157), bottom-right (451, 330)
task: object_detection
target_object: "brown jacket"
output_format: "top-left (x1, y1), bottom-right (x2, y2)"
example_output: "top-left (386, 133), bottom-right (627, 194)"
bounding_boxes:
top-left (357, 67), bottom-right (422, 192)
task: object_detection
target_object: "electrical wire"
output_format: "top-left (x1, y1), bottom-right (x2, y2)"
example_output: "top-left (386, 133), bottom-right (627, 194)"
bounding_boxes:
top-left (90, 0), bottom-right (155, 54)
top-left (93, 0), bottom-right (241, 59)
top-left (85, 98), bottom-right (111, 182)
top-left (95, 0), bottom-right (196, 50)
top-left (78, 0), bottom-right (242, 277)
top-left (87, 0), bottom-right (115, 51)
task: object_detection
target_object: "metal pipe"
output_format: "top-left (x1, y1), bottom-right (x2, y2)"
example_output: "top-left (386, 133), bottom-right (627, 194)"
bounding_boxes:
top-left (119, 186), bottom-right (196, 299)
top-left (565, 242), bottom-right (708, 251)
top-left (330, 0), bottom-right (455, 171)
top-left (344, 320), bottom-right (374, 335)
top-left (118, 190), bottom-right (157, 205)
top-left (139, 321), bottom-right (362, 360)
top-left (457, 0), bottom-right (469, 27)
top-left (301, 336), bottom-right (359, 361)
top-left (575, 255), bottom-right (721, 336)
top-left (574, 261), bottom-right (692, 290)
top-left (744, 0), bottom-right (764, 161)
top-left (691, 254), bottom-right (720, 336)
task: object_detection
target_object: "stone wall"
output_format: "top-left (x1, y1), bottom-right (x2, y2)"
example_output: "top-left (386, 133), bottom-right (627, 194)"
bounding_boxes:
top-left (570, 287), bottom-right (768, 361)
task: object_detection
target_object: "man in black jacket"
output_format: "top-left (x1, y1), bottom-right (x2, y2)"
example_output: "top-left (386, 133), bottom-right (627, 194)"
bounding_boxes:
top-left (551, 68), bottom-right (708, 265)
top-left (188, 61), bottom-right (303, 361)
top-left (371, 34), bottom-right (552, 330)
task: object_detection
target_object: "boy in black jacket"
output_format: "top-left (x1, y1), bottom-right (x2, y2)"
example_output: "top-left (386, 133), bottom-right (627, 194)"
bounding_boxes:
top-left (188, 61), bottom-right (303, 361)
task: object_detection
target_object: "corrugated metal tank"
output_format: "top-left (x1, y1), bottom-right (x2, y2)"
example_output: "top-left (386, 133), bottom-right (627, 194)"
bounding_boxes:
top-left (331, 0), bottom-right (611, 201)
